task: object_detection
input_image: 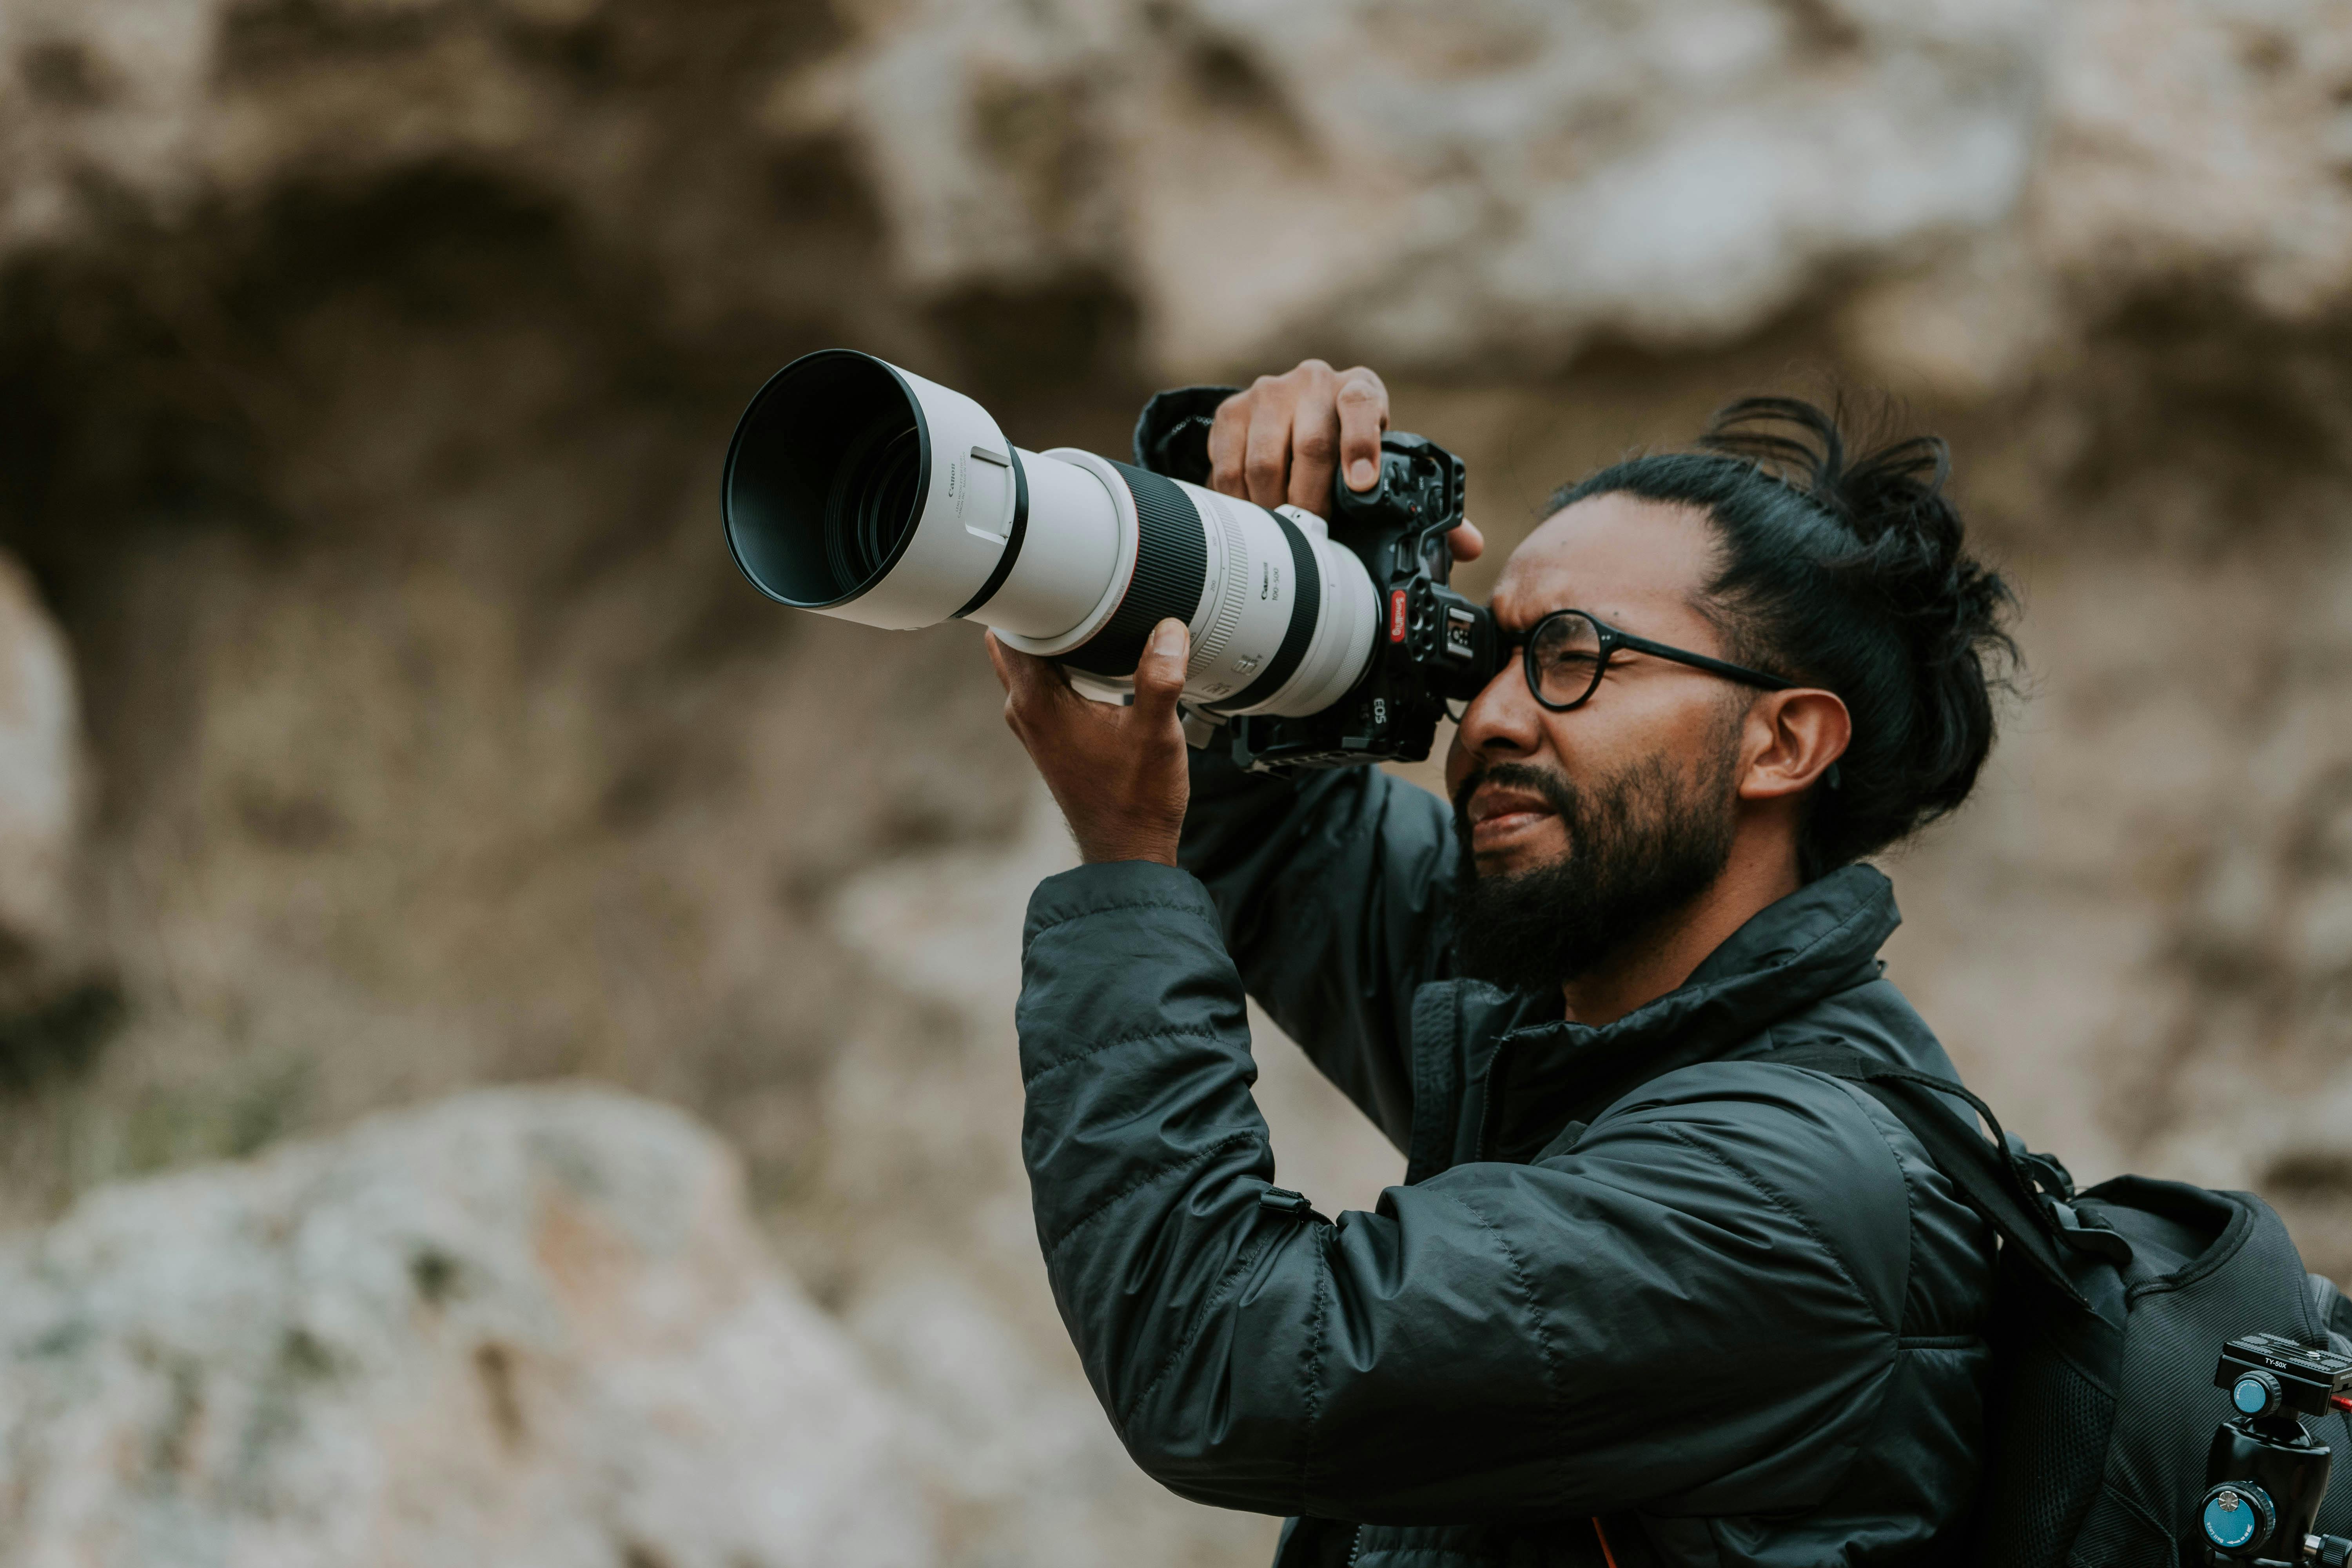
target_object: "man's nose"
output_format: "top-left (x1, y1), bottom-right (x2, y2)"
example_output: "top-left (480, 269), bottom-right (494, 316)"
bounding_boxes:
top-left (1455, 660), bottom-right (1543, 761)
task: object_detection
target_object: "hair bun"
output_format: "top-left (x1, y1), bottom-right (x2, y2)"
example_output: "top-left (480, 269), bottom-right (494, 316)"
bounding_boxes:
top-left (1702, 397), bottom-right (2002, 650)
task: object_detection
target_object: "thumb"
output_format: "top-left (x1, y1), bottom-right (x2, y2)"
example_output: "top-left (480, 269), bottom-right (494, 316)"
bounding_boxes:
top-left (1132, 618), bottom-right (1190, 726)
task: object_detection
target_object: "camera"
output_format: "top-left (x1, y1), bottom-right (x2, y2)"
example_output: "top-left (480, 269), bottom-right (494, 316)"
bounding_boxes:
top-left (2199, 1334), bottom-right (2352, 1565)
top-left (720, 350), bottom-right (1497, 769)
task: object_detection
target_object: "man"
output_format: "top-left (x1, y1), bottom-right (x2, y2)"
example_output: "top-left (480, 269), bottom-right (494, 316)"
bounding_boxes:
top-left (988, 360), bottom-right (2016, 1567)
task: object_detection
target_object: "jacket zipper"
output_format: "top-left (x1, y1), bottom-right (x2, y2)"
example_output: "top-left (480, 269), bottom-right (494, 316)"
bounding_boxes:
top-left (1345, 1523), bottom-right (1366, 1564)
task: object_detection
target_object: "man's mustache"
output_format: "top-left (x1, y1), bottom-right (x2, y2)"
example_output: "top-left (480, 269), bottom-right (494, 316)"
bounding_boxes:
top-left (1451, 762), bottom-right (1581, 829)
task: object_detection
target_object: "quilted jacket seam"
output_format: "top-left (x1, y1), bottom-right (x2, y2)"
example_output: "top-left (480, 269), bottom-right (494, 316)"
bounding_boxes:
top-left (1029, 895), bottom-right (1215, 935)
top-left (1117, 1224), bottom-right (1282, 1428)
top-left (1024, 1025), bottom-right (1225, 1087)
top-left (1657, 1118), bottom-right (1897, 1338)
top-left (1042, 1133), bottom-right (1258, 1261)
top-left (1821, 1073), bottom-right (1923, 1333)
top-left (1437, 1185), bottom-right (1572, 1512)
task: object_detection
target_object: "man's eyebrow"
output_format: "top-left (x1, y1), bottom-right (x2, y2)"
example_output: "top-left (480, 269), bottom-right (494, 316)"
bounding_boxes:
top-left (1490, 602), bottom-right (1566, 637)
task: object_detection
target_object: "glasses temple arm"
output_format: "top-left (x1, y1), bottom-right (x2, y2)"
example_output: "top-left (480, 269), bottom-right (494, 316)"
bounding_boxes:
top-left (1608, 630), bottom-right (1795, 691)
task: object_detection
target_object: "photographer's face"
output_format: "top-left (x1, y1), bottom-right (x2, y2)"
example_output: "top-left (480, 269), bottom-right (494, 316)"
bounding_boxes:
top-left (1444, 495), bottom-right (1749, 982)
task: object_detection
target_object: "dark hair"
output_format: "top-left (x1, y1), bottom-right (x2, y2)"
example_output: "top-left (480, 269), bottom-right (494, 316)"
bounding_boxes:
top-left (1551, 396), bottom-right (2020, 879)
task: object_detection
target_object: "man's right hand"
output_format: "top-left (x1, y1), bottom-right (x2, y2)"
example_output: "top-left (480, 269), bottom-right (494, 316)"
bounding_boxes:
top-left (1207, 360), bottom-right (1484, 562)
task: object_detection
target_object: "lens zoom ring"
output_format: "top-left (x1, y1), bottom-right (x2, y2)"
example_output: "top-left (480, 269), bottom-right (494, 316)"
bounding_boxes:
top-left (1204, 507), bottom-right (1320, 715)
top-left (1060, 463), bottom-right (1207, 676)
top-left (1192, 504), bottom-right (1248, 672)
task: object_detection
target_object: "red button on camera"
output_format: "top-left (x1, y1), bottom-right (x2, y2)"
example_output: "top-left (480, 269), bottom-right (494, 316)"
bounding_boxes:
top-left (1389, 589), bottom-right (1408, 642)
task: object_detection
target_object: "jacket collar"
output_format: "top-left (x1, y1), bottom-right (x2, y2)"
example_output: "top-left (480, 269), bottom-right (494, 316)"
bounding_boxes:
top-left (1469, 864), bottom-right (1902, 1161)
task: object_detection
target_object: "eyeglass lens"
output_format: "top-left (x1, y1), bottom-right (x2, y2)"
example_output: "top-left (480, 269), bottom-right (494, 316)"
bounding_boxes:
top-left (1528, 611), bottom-right (1605, 708)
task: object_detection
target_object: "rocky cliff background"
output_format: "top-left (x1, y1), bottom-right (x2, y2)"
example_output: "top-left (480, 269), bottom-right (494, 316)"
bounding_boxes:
top-left (1, 0), bottom-right (2351, 1563)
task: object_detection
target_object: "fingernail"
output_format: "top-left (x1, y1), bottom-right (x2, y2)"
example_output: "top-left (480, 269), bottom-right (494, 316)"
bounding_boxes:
top-left (1348, 459), bottom-right (1376, 491)
top-left (1152, 619), bottom-right (1187, 656)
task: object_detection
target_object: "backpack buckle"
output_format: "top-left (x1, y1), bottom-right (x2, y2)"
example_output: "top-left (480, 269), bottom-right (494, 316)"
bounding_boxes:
top-left (2009, 1134), bottom-right (2076, 1200)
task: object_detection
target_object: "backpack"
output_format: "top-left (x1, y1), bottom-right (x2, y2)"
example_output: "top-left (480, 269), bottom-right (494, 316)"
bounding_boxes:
top-left (1777, 1044), bottom-right (2352, 1566)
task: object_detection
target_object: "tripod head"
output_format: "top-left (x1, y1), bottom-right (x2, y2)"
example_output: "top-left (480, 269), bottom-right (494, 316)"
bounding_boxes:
top-left (2200, 1335), bottom-right (2352, 1565)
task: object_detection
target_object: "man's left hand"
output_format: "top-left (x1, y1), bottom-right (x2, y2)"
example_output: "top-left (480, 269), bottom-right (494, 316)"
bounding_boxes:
top-left (989, 618), bottom-right (1192, 867)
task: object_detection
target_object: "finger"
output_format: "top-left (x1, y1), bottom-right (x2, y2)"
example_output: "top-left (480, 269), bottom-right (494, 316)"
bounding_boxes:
top-left (1288, 381), bottom-right (1342, 515)
top-left (1336, 368), bottom-right (1388, 493)
top-left (987, 630), bottom-right (1071, 712)
top-left (987, 632), bottom-right (1033, 739)
top-left (1132, 618), bottom-right (1190, 729)
top-left (1242, 382), bottom-right (1296, 508)
top-left (1207, 390), bottom-right (1250, 499)
top-left (1448, 520), bottom-right (1485, 562)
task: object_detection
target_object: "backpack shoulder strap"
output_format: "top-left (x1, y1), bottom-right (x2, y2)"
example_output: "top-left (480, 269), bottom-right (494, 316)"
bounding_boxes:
top-left (1772, 1042), bottom-right (2092, 1312)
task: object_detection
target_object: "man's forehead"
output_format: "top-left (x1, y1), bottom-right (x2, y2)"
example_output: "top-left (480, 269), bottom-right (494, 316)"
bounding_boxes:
top-left (1490, 492), bottom-right (1719, 628)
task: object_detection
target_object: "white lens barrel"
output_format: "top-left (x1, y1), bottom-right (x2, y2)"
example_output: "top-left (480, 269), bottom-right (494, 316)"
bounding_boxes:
top-left (722, 349), bottom-right (1379, 720)
top-left (1176, 488), bottom-right (1377, 718)
top-left (1258, 508), bottom-right (1380, 717)
top-left (826, 365), bottom-right (1019, 630)
top-left (723, 350), bottom-right (1126, 642)
top-left (989, 449), bottom-right (1136, 653)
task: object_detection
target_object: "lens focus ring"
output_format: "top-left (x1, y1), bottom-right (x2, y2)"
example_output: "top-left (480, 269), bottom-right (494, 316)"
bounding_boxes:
top-left (1058, 463), bottom-right (1207, 676)
top-left (1192, 503), bottom-right (1249, 674)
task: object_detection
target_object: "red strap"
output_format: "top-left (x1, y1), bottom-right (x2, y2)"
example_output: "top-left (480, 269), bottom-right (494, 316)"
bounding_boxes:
top-left (1591, 1517), bottom-right (1621, 1568)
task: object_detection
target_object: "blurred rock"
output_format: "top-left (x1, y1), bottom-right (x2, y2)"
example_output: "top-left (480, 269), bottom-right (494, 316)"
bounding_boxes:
top-left (6, 0), bottom-right (2348, 388)
top-left (2032, 0), bottom-right (2352, 318)
top-left (0, 1084), bottom-right (933, 1568)
top-left (0, 548), bottom-right (79, 968)
top-left (1840, 0), bottom-right (2352, 396)
top-left (804, 0), bottom-right (2352, 386)
top-left (806, 0), bottom-right (2049, 376)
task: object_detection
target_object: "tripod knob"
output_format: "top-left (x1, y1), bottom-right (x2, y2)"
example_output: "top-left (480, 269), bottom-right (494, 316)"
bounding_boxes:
top-left (2234, 1370), bottom-right (2287, 1418)
top-left (2202, 1482), bottom-right (2276, 1556)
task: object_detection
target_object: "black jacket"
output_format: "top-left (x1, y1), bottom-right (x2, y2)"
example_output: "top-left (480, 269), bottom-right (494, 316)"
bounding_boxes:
top-left (1013, 404), bottom-right (1996, 1568)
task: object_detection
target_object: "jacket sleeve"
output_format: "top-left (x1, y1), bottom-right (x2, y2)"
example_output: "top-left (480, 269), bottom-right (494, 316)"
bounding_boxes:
top-left (1178, 753), bottom-right (1455, 1153)
top-left (1020, 862), bottom-right (1915, 1523)
top-left (1132, 382), bottom-right (1461, 1152)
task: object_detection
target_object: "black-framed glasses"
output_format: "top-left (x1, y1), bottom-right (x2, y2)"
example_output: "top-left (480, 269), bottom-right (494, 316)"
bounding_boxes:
top-left (1513, 608), bottom-right (1795, 713)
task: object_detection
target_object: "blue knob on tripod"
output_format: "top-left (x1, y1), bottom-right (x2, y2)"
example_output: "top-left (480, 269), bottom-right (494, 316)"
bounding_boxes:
top-left (2201, 1482), bottom-right (2274, 1555)
top-left (2234, 1372), bottom-right (2285, 1418)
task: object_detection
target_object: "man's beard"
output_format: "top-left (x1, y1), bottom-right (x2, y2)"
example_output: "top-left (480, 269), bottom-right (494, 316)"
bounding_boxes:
top-left (1451, 736), bottom-right (1742, 991)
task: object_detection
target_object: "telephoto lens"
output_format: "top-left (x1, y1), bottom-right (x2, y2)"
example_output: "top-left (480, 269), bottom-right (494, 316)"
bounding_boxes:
top-left (721, 350), bottom-right (1379, 718)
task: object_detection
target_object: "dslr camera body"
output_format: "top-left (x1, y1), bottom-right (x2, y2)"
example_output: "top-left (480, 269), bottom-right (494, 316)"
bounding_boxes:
top-left (720, 350), bottom-right (1495, 770)
top-left (1210, 429), bottom-right (1493, 771)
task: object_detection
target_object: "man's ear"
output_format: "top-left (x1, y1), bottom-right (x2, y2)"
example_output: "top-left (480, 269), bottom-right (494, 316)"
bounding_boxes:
top-left (1737, 689), bottom-right (1851, 802)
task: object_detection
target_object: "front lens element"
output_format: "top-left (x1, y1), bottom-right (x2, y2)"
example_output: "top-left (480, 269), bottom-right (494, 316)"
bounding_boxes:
top-left (722, 350), bottom-right (931, 610)
top-left (825, 420), bottom-right (922, 592)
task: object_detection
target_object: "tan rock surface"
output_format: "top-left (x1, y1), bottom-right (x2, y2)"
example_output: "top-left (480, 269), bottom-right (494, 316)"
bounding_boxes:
top-left (0, 551), bottom-right (79, 968)
top-left (0, 1083), bottom-right (932, 1568)
top-left (8, 0), bottom-right (2347, 383)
